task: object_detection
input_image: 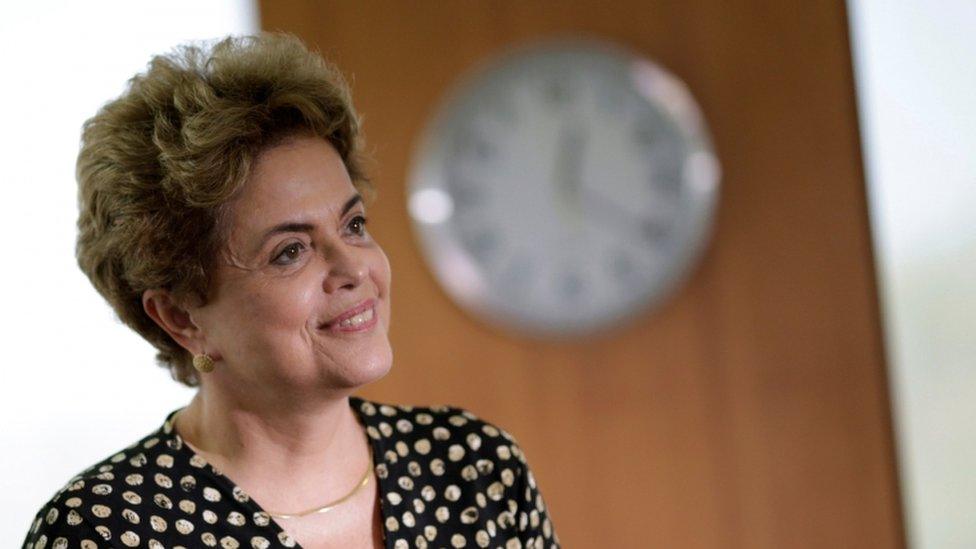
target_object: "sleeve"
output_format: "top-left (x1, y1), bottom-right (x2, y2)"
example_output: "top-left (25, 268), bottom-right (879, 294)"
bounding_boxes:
top-left (497, 429), bottom-right (562, 549)
top-left (22, 498), bottom-right (110, 549)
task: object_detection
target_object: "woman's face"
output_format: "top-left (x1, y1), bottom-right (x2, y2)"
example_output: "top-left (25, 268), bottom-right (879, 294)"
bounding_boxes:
top-left (191, 135), bottom-right (392, 395)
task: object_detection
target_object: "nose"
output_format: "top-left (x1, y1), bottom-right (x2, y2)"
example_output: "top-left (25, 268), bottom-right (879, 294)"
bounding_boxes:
top-left (321, 243), bottom-right (368, 294)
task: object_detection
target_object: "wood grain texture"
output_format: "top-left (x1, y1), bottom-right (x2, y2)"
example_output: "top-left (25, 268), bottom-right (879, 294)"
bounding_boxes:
top-left (259, 2), bottom-right (905, 547)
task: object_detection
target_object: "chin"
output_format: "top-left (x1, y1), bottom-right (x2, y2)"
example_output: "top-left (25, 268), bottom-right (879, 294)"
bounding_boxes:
top-left (323, 341), bottom-right (393, 390)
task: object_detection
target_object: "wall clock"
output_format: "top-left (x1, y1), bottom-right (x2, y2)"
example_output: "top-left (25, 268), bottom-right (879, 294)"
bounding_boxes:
top-left (406, 39), bottom-right (720, 338)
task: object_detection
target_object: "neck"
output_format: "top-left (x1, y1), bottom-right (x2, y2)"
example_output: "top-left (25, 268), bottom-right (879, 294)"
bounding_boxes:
top-left (174, 378), bottom-right (371, 511)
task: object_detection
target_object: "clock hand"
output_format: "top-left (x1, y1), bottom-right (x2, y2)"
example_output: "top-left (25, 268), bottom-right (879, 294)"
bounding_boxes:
top-left (553, 125), bottom-right (586, 228)
top-left (566, 129), bottom-right (586, 199)
top-left (582, 186), bottom-right (671, 247)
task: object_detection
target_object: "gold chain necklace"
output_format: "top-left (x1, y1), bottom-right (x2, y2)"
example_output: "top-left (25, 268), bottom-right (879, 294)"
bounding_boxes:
top-left (172, 409), bottom-right (375, 520)
top-left (266, 443), bottom-right (374, 520)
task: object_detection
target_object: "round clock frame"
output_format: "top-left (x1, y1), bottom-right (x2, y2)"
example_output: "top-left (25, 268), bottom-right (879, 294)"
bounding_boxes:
top-left (406, 39), bottom-right (720, 339)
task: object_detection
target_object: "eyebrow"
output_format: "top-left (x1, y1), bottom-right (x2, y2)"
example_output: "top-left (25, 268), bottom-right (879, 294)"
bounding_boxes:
top-left (258, 193), bottom-right (363, 247)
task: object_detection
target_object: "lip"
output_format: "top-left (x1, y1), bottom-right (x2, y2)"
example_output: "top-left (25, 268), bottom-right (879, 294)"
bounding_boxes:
top-left (322, 298), bottom-right (377, 333)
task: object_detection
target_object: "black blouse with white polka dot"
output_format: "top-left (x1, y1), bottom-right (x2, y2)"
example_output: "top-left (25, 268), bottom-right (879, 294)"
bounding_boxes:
top-left (22, 396), bottom-right (560, 548)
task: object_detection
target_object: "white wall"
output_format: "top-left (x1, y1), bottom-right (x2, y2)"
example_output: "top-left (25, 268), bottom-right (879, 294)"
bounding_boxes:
top-left (0, 1), bottom-right (257, 543)
top-left (848, 1), bottom-right (976, 547)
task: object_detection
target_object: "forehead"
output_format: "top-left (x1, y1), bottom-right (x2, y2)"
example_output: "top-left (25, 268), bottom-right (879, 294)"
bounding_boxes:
top-left (229, 136), bottom-right (358, 232)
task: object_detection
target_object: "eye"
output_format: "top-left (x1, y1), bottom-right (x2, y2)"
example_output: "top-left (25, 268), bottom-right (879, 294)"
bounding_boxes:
top-left (272, 242), bottom-right (306, 265)
top-left (347, 214), bottom-right (369, 237)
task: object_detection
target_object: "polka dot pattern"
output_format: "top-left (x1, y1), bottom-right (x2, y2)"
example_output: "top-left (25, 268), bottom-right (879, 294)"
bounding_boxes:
top-left (22, 396), bottom-right (560, 548)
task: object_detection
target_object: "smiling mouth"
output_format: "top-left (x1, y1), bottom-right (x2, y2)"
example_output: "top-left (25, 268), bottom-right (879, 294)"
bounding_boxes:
top-left (322, 299), bottom-right (376, 332)
top-left (336, 306), bottom-right (374, 328)
top-left (320, 304), bottom-right (378, 333)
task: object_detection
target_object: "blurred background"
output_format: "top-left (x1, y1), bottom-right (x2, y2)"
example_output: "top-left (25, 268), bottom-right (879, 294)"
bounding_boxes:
top-left (1, 1), bottom-right (973, 547)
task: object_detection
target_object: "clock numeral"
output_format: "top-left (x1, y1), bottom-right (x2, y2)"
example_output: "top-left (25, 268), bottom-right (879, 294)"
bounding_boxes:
top-left (452, 129), bottom-right (495, 161)
top-left (597, 83), bottom-right (624, 115)
top-left (634, 124), bottom-right (658, 147)
top-left (463, 228), bottom-right (500, 264)
top-left (497, 253), bottom-right (534, 298)
top-left (448, 182), bottom-right (483, 212)
top-left (608, 250), bottom-right (639, 282)
top-left (642, 217), bottom-right (672, 246)
top-left (651, 168), bottom-right (684, 200)
top-left (647, 138), bottom-right (684, 176)
top-left (486, 94), bottom-right (518, 126)
top-left (542, 78), bottom-right (573, 106)
top-left (557, 270), bottom-right (586, 302)
top-left (632, 106), bottom-right (668, 143)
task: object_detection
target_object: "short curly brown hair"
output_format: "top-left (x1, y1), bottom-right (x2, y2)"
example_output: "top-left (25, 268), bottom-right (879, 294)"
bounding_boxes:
top-left (76, 33), bottom-right (372, 387)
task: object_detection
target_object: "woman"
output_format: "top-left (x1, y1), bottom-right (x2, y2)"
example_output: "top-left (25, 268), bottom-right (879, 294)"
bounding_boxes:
top-left (23, 33), bottom-right (559, 549)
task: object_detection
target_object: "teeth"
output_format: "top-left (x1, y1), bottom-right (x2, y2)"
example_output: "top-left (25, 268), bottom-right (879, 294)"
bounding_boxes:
top-left (338, 307), bottom-right (374, 328)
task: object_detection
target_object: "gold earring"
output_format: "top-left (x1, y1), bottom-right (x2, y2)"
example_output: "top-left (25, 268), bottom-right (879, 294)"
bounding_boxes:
top-left (193, 353), bottom-right (215, 373)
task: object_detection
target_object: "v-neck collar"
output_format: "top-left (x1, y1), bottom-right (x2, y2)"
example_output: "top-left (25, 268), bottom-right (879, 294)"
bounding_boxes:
top-left (159, 395), bottom-right (391, 549)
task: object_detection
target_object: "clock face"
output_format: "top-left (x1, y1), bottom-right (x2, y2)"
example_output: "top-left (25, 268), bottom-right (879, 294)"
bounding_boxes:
top-left (407, 40), bottom-right (720, 338)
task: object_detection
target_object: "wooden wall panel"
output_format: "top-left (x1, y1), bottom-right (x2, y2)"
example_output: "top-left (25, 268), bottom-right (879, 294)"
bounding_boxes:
top-left (258, 2), bottom-right (905, 547)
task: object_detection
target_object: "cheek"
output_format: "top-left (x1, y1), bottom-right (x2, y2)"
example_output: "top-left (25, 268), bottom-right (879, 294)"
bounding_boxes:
top-left (372, 247), bottom-right (392, 298)
top-left (376, 246), bottom-right (392, 291)
top-left (230, 277), bottom-right (320, 331)
top-left (371, 246), bottom-right (393, 325)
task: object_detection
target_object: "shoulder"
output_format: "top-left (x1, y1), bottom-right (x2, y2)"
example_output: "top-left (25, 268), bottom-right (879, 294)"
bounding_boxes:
top-left (22, 415), bottom-right (185, 547)
top-left (353, 397), bottom-right (560, 547)
top-left (353, 396), bottom-right (527, 467)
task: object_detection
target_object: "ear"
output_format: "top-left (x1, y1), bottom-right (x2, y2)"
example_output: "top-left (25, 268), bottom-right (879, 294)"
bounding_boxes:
top-left (142, 288), bottom-right (209, 357)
